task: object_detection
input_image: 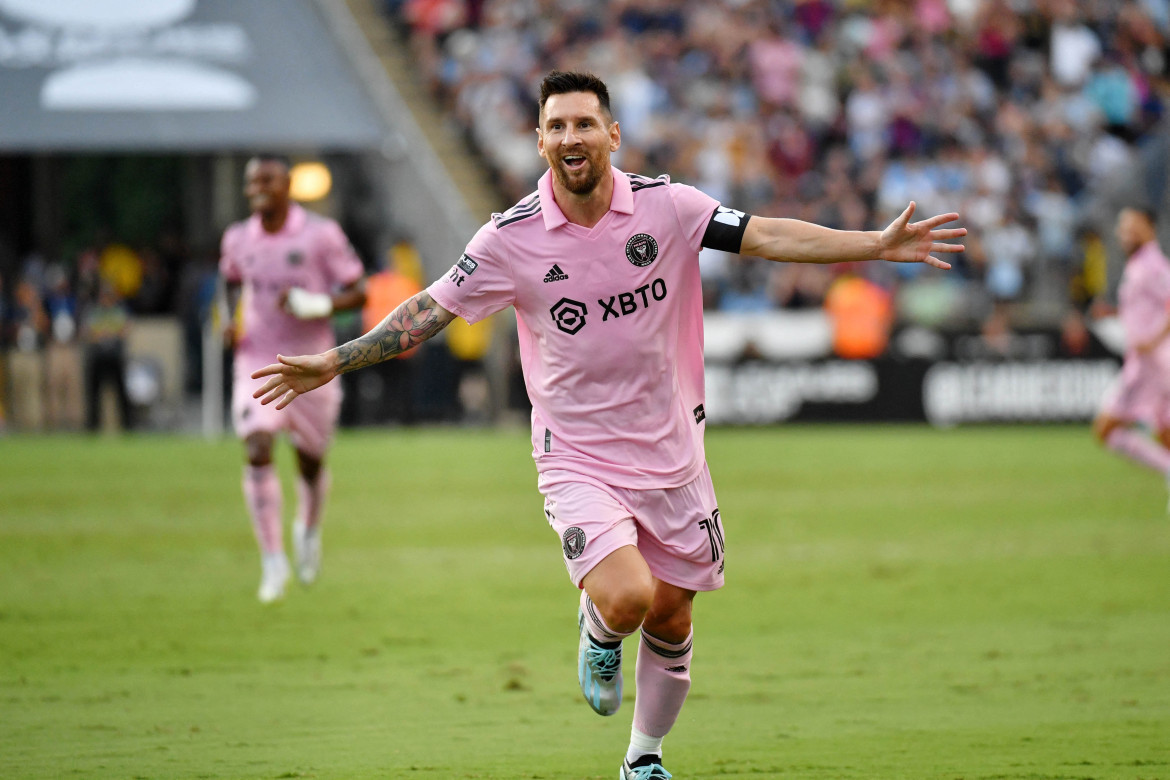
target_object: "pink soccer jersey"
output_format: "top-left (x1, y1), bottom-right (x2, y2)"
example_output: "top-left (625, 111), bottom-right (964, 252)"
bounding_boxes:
top-left (1103, 239), bottom-right (1170, 424)
top-left (427, 167), bottom-right (723, 489)
top-left (1117, 240), bottom-right (1170, 362)
top-left (220, 203), bottom-right (364, 449)
top-left (220, 203), bottom-right (365, 371)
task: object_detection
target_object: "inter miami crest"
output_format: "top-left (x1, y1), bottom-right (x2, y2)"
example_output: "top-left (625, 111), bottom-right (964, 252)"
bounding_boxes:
top-left (562, 527), bottom-right (587, 560)
top-left (625, 233), bottom-right (658, 267)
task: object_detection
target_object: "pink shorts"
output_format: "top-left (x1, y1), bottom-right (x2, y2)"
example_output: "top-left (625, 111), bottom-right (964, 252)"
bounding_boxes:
top-left (232, 355), bottom-right (341, 458)
top-left (538, 464), bottom-right (725, 592)
top-left (1100, 359), bottom-right (1170, 429)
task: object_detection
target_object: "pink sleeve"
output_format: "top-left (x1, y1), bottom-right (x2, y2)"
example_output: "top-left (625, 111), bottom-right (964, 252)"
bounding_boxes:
top-left (426, 222), bottom-right (516, 325)
top-left (1151, 261), bottom-right (1170, 304)
top-left (1122, 261), bottom-right (1170, 346)
top-left (1144, 262), bottom-right (1170, 340)
top-left (668, 182), bottom-right (721, 252)
top-left (218, 225), bottom-right (242, 282)
top-left (320, 221), bottom-right (365, 287)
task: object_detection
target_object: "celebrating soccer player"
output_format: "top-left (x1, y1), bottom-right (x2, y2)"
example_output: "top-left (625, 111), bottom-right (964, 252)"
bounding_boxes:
top-left (251, 72), bottom-right (964, 777)
top-left (220, 154), bottom-right (367, 603)
top-left (1093, 206), bottom-right (1170, 505)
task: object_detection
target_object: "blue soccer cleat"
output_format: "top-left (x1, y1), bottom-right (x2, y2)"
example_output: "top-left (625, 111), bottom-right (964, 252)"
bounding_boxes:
top-left (577, 608), bottom-right (623, 715)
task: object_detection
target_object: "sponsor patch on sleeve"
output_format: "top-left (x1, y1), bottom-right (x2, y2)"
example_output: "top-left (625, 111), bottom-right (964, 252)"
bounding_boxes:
top-left (457, 253), bottom-right (479, 275)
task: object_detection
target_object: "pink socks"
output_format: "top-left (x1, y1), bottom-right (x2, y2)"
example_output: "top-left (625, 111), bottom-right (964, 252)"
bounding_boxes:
top-left (243, 464), bottom-right (283, 554)
top-left (579, 591), bottom-right (693, 755)
top-left (633, 630), bottom-right (693, 740)
top-left (296, 468), bottom-right (331, 532)
top-left (1105, 428), bottom-right (1170, 473)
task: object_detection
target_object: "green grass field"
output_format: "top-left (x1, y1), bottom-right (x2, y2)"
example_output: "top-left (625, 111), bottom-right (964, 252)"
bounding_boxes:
top-left (1, 425), bottom-right (1168, 779)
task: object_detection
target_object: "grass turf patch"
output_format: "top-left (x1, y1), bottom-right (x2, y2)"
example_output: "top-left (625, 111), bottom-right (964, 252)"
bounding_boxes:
top-left (1, 425), bottom-right (1167, 779)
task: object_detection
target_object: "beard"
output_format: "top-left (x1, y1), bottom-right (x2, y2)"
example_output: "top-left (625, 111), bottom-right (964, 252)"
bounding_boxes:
top-left (552, 151), bottom-right (605, 195)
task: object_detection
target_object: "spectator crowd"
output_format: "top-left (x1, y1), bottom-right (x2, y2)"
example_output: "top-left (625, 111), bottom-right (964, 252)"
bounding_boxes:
top-left (4, 0), bottom-right (1165, 430)
top-left (388, 0), bottom-right (1169, 337)
top-left (0, 237), bottom-right (219, 433)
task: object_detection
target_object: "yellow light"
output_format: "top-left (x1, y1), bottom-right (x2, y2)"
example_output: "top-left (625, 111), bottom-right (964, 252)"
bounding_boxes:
top-left (289, 161), bottom-right (332, 201)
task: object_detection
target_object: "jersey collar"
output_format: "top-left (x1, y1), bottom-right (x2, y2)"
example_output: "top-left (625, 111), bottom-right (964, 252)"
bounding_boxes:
top-left (247, 202), bottom-right (306, 238)
top-left (538, 166), bottom-right (634, 231)
top-left (1135, 239), bottom-right (1162, 262)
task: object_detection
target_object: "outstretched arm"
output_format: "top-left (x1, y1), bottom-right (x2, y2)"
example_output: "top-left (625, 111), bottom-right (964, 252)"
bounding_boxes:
top-left (251, 290), bottom-right (456, 409)
top-left (740, 202), bottom-right (966, 269)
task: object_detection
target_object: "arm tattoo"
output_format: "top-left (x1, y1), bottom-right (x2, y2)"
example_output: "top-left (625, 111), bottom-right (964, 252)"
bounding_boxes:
top-left (335, 291), bottom-right (452, 373)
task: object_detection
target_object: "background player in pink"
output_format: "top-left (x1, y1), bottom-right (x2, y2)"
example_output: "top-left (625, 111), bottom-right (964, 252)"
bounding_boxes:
top-left (220, 154), bottom-right (366, 603)
top-left (249, 72), bottom-right (964, 778)
top-left (1093, 206), bottom-right (1170, 505)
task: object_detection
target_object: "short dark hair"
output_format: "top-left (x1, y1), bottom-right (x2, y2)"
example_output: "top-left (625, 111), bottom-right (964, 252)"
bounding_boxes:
top-left (247, 153), bottom-right (291, 172)
top-left (539, 71), bottom-right (612, 120)
top-left (1122, 204), bottom-right (1158, 225)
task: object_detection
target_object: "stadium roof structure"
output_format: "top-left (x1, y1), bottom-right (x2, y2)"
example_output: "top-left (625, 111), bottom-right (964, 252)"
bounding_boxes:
top-left (0, 0), bottom-right (384, 151)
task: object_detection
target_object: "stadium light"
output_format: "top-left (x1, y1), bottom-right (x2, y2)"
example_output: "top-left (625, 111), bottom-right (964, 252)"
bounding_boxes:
top-left (289, 161), bottom-right (332, 201)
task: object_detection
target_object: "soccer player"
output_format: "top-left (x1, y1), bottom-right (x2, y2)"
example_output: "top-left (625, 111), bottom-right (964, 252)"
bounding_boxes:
top-left (220, 154), bottom-right (367, 603)
top-left (250, 72), bottom-right (964, 777)
top-left (1092, 206), bottom-right (1170, 503)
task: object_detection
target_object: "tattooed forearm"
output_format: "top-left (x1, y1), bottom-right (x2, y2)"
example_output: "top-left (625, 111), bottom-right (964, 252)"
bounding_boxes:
top-left (335, 292), bottom-right (453, 373)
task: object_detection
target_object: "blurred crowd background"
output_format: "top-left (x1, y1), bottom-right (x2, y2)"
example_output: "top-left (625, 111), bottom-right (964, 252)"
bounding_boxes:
top-left (389, 0), bottom-right (1167, 325)
top-left (1, 0), bottom-right (1166, 432)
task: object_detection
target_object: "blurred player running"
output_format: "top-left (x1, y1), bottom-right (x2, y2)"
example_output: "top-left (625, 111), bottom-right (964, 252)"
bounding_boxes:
top-left (1093, 206), bottom-right (1170, 506)
top-left (250, 72), bottom-right (964, 777)
top-left (220, 154), bottom-right (366, 603)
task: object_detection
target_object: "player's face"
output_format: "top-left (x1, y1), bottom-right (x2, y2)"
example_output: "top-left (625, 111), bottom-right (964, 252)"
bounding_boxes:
top-left (537, 92), bottom-right (620, 196)
top-left (1116, 208), bottom-right (1151, 256)
top-left (244, 159), bottom-right (291, 217)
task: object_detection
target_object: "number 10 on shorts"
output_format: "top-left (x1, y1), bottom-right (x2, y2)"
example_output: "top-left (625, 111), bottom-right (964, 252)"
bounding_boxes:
top-left (698, 510), bottom-right (724, 562)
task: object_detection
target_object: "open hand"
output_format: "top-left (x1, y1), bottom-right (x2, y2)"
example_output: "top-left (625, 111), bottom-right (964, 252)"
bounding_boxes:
top-left (879, 202), bottom-right (966, 269)
top-left (250, 353), bottom-right (337, 409)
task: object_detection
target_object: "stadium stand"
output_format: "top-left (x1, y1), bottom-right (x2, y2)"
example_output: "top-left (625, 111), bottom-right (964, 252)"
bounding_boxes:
top-left (383, 0), bottom-right (1170, 334)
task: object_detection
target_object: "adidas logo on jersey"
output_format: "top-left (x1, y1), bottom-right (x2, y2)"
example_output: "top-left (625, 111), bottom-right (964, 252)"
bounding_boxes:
top-left (543, 264), bottom-right (569, 283)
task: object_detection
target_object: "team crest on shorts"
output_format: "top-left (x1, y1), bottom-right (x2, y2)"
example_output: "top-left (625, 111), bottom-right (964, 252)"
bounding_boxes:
top-left (625, 233), bottom-right (658, 267)
top-left (562, 527), bottom-right (587, 560)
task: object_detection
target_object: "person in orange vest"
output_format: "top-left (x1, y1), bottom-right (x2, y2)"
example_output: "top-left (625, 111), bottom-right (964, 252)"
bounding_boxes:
top-left (358, 241), bottom-right (424, 423)
top-left (362, 242), bottom-right (421, 332)
top-left (823, 271), bottom-right (894, 359)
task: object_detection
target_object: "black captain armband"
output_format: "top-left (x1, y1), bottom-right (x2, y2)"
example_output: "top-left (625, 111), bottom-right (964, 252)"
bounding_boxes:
top-left (700, 206), bottom-right (753, 253)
